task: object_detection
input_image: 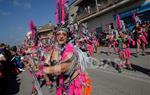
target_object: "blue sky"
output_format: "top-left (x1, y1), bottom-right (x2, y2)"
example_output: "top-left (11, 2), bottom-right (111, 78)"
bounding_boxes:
top-left (0, 0), bottom-right (74, 45)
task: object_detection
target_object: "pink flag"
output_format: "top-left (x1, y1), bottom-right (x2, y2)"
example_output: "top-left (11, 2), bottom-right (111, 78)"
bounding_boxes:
top-left (116, 15), bottom-right (121, 30)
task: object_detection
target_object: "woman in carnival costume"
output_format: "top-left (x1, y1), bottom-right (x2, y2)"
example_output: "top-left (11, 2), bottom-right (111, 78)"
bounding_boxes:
top-left (86, 36), bottom-right (95, 57)
top-left (116, 31), bottom-right (135, 73)
top-left (43, 25), bottom-right (92, 95)
top-left (106, 31), bottom-right (114, 55)
top-left (106, 23), bottom-right (119, 55)
top-left (133, 22), bottom-right (148, 56)
top-left (23, 31), bottom-right (54, 95)
top-left (141, 22), bottom-right (149, 48)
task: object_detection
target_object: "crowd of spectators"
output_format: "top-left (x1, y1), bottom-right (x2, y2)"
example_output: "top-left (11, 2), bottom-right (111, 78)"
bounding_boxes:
top-left (0, 43), bottom-right (25, 94)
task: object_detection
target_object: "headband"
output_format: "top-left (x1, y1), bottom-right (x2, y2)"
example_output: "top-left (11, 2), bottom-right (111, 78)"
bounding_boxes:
top-left (55, 24), bottom-right (69, 33)
top-left (56, 27), bottom-right (68, 33)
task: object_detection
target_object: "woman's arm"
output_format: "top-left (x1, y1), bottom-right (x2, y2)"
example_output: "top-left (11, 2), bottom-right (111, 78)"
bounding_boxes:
top-left (43, 61), bottom-right (72, 74)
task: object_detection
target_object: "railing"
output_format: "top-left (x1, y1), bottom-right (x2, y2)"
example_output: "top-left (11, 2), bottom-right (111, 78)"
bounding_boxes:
top-left (77, 5), bottom-right (97, 20)
top-left (77, 0), bottom-right (122, 20)
top-left (98, 0), bottom-right (121, 10)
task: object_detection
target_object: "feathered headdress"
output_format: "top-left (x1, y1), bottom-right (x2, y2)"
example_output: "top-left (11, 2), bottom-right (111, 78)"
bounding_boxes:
top-left (29, 19), bottom-right (37, 39)
top-left (132, 12), bottom-right (141, 24)
top-left (54, 23), bottom-right (69, 33)
top-left (116, 14), bottom-right (121, 30)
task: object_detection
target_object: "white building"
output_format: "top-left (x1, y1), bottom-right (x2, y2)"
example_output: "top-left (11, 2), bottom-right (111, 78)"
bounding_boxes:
top-left (69, 0), bottom-right (150, 33)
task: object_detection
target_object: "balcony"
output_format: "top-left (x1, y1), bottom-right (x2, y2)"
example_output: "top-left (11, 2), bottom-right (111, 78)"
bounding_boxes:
top-left (76, 0), bottom-right (123, 21)
top-left (97, 0), bottom-right (121, 10)
top-left (77, 5), bottom-right (97, 21)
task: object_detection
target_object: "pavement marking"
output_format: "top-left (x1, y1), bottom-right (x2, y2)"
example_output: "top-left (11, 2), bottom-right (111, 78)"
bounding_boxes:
top-left (95, 69), bottom-right (150, 83)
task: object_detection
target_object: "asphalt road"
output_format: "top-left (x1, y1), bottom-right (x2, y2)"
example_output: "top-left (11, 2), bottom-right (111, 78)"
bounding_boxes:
top-left (2, 47), bottom-right (150, 95)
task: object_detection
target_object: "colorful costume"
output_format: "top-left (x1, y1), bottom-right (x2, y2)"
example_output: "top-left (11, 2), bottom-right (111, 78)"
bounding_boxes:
top-left (134, 27), bottom-right (148, 54)
top-left (52, 43), bottom-right (92, 95)
top-left (117, 33), bottom-right (135, 72)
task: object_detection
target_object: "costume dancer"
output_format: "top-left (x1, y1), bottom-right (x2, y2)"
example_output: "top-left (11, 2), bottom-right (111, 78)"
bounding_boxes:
top-left (106, 23), bottom-right (119, 55)
top-left (43, 26), bottom-right (92, 95)
top-left (117, 32), bottom-right (135, 73)
top-left (133, 23), bottom-right (148, 56)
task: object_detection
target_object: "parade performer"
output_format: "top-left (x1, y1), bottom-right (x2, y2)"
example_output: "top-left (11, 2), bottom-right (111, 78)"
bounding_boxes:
top-left (133, 23), bottom-right (148, 56)
top-left (132, 13), bottom-right (148, 55)
top-left (86, 37), bottom-right (94, 57)
top-left (23, 40), bottom-right (54, 95)
top-left (116, 32), bottom-right (135, 73)
top-left (106, 23), bottom-right (119, 55)
top-left (43, 26), bottom-right (92, 95)
top-left (22, 21), bottom-right (56, 95)
top-left (90, 31), bottom-right (99, 53)
top-left (106, 31), bottom-right (114, 55)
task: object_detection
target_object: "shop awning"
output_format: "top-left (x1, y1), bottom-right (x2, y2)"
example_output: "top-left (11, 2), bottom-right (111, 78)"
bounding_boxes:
top-left (118, 2), bottom-right (150, 18)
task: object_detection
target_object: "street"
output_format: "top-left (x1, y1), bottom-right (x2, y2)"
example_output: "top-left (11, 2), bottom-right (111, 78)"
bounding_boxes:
top-left (0, 0), bottom-right (150, 95)
top-left (14, 47), bottom-right (150, 95)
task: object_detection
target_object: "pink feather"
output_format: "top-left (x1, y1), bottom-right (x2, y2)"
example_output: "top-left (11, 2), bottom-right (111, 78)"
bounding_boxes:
top-left (132, 12), bottom-right (136, 22)
top-left (116, 15), bottom-right (121, 30)
top-left (29, 19), bottom-right (36, 39)
top-left (61, 0), bottom-right (65, 25)
top-left (56, 0), bottom-right (59, 24)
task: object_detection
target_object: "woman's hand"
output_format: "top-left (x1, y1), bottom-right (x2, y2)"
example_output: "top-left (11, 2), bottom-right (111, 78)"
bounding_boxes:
top-left (43, 65), bottom-right (61, 74)
top-left (43, 67), bottom-right (51, 74)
